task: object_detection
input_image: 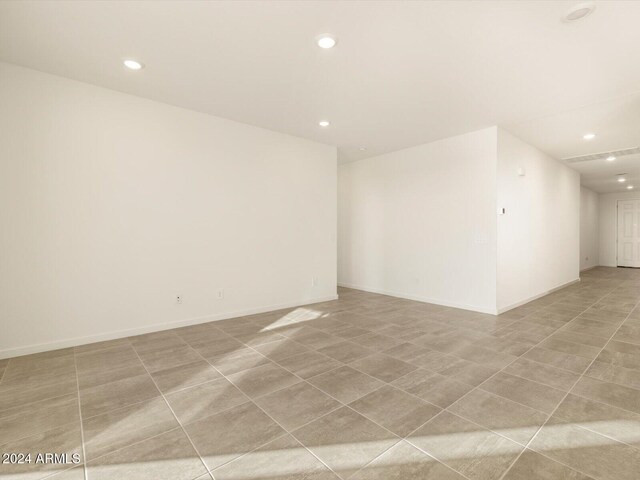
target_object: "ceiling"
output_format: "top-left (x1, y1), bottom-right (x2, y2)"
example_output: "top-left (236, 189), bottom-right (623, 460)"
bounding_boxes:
top-left (506, 93), bottom-right (640, 193)
top-left (569, 152), bottom-right (640, 193)
top-left (0, 1), bottom-right (639, 177)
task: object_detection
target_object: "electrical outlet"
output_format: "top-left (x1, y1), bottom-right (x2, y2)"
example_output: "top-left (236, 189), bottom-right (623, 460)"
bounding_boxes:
top-left (312, 277), bottom-right (318, 287)
top-left (176, 296), bottom-right (182, 304)
top-left (217, 290), bottom-right (224, 299)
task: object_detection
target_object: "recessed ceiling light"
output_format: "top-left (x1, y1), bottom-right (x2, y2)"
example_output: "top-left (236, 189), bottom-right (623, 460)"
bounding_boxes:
top-left (123, 59), bottom-right (144, 70)
top-left (583, 133), bottom-right (596, 140)
top-left (564, 3), bottom-right (596, 22)
top-left (318, 120), bottom-right (330, 127)
top-left (606, 156), bottom-right (616, 162)
top-left (627, 185), bottom-right (634, 190)
top-left (618, 177), bottom-right (626, 183)
top-left (316, 35), bottom-right (337, 49)
top-left (359, 147), bottom-right (367, 151)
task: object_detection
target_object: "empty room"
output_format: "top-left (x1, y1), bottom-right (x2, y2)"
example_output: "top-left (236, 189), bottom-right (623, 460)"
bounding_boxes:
top-left (2, 1), bottom-right (640, 479)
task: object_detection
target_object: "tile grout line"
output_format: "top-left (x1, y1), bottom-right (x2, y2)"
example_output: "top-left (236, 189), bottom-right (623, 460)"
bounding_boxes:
top-left (80, 425), bottom-right (181, 466)
top-left (237, 342), bottom-right (445, 432)
top-left (496, 280), bottom-right (640, 480)
top-left (350, 408), bottom-right (478, 480)
top-left (401, 409), bottom-right (482, 480)
top-left (234, 341), bottom-right (452, 433)
top-left (103, 315), bottom-right (386, 460)
top-left (498, 362), bottom-right (640, 413)
top-left (243, 352), bottom-right (444, 429)
top-left (218, 331), bottom-right (453, 480)
top-left (216, 332), bottom-right (487, 479)
top-left (403, 404), bottom-right (588, 480)
top-left (404, 371), bottom-right (640, 478)
top-left (127, 339), bottom-right (215, 480)
top-left (394, 280), bottom-right (624, 480)
top-left (356, 431), bottom-right (475, 480)
top-left (406, 374), bottom-right (640, 456)
top-left (226, 390), bottom-right (350, 478)
top-left (384, 283), bottom-right (619, 479)
top-left (79, 383), bottom-right (348, 474)
top-left (610, 336), bottom-right (640, 348)
top-left (177, 334), bottom-right (350, 479)
top-left (374, 295), bottom-right (585, 471)
top-left (268, 319), bottom-right (509, 408)
top-left (180, 325), bottom-right (461, 479)
top-left (437, 287), bottom-right (614, 416)
top-left (0, 391), bottom-right (78, 417)
top-left (266, 312), bottom-right (640, 436)
top-left (0, 358), bottom-right (9, 385)
top-left (79, 376), bottom-right (221, 417)
top-left (72, 348), bottom-right (89, 480)
top-left (482, 367), bottom-right (575, 392)
top-left (219, 305), bottom-right (549, 404)
top-left (78, 399), bottom-right (241, 460)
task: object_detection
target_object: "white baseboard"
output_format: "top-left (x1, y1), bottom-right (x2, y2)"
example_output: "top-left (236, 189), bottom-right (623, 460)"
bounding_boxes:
top-left (339, 278), bottom-right (582, 317)
top-left (337, 282), bottom-right (497, 315)
top-left (496, 277), bottom-right (581, 314)
top-left (580, 265), bottom-right (599, 273)
top-left (0, 294), bottom-right (339, 360)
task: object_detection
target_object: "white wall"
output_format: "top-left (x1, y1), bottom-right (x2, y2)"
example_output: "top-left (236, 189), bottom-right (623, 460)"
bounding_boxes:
top-left (580, 186), bottom-right (599, 271)
top-left (599, 191), bottom-right (640, 267)
top-left (0, 63), bottom-right (337, 358)
top-left (496, 128), bottom-right (580, 312)
top-left (338, 128), bottom-right (498, 314)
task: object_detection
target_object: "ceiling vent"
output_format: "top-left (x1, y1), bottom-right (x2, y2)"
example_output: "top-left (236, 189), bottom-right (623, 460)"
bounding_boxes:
top-left (563, 147), bottom-right (640, 164)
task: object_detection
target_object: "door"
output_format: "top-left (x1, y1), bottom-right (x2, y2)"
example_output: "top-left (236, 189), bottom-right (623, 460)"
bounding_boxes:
top-left (617, 199), bottom-right (640, 267)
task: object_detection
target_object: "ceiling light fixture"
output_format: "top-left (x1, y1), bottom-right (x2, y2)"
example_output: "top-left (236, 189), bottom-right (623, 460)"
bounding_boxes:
top-left (564, 3), bottom-right (596, 22)
top-left (316, 35), bottom-right (337, 49)
top-left (627, 185), bottom-right (634, 190)
top-left (123, 59), bottom-right (144, 70)
top-left (319, 120), bottom-right (330, 127)
top-left (618, 177), bottom-right (626, 183)
top-left (583, 133), bottom-right (596, 140)
top-left (359, 147), bottom-right (367, 151)
top-left (606, 156), bottom-right (616, 162)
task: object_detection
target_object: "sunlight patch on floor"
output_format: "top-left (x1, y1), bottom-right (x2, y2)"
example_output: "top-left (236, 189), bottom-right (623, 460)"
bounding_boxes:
top-left (204, 420), bottom-right (640, 478)
top-left (260, 308), bottom-right (326, 331)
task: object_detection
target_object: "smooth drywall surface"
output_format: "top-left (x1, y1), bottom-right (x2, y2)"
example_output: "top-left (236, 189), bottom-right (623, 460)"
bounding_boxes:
top-left (338, 127), bottom-right (498, 314)
top-left (497, 128), bottom-right (580, 312)
top-left (580, 186), bottom-right (600, 271)
top-left (599, 191), bottom-right (640, 267)
top-left (0, 62), bottom-right (337, 358)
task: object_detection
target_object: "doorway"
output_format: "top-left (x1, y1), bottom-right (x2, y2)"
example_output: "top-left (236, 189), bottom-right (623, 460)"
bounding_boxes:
top-left (617, 199), bottom-right (640, 267)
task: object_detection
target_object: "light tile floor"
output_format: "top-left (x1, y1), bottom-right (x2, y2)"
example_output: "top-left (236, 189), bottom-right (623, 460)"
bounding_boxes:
top-left (1, 266), bottom-right (640, 479)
